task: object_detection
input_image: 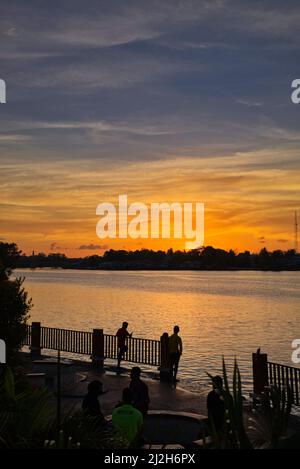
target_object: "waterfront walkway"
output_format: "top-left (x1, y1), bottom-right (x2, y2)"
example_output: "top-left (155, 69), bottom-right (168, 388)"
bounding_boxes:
top-left (68, 361), bottom-right (207, 416)
top-left (22, 354), bottom-right (207, 416)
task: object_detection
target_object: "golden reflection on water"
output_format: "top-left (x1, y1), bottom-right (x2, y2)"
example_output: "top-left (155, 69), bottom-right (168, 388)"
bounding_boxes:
top-left (16, 269), bottom-right (300, 393)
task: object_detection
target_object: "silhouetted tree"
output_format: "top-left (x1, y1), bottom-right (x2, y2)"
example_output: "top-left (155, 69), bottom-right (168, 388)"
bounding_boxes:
top-left (0, 242), bottom-right (31, 362)
top-left (0, 242), bottom-right (21, 280)
top-left (14, 245), bottom-right (300, 271)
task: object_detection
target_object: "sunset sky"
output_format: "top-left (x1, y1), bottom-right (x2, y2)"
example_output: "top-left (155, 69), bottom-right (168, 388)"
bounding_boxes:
top-left (1, 0), bottom-right (300, 256)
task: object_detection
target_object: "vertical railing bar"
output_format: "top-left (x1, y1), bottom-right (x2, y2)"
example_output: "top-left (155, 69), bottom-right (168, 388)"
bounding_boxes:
top-left (281, 365), bottom-right (285, 389)
top-left (131, 337), bottom-right (134, 362)
top-left (294, 369), bottom-right (300, 405)
top-left (289, 367), bottom-right (294, 404)
top-left (277, 364), bottom-right (281, 388)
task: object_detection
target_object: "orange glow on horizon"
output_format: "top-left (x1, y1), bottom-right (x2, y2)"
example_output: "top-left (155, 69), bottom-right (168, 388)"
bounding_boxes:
top-left (1, 154), bottom-right (299, 256)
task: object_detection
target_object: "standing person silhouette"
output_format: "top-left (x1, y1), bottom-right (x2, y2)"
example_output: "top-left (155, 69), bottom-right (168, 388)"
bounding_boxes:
top-left (207, 376), bottom-right (225, 434)
top-left (169, 325), bottom-right (182, 384)
top-left (116, 321), bottom-right (132, 368)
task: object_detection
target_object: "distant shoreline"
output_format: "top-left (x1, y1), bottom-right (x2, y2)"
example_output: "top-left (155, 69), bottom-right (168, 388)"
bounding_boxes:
top-left (16, 246), bottom-right (300, 271)
top-left (16, 266), bottom-right (300, 272)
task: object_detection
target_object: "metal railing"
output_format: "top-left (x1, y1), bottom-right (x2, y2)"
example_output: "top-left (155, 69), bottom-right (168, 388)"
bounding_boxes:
top-left (267, 361), bottom-right (300, 406)
top-left (41, 326), bottom-right (93, 355)
top-left (22, 324), bottom-right (161, 367)
top-left (23, 324), bottom-right (32, 346)
top-left (104, 334), bottom-right (160, 366)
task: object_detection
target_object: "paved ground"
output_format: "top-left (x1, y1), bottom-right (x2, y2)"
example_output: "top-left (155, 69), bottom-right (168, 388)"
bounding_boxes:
top-left (71, 362), bottom-right (207, 416)
top-left (22, 354), bottom-right (207, 417)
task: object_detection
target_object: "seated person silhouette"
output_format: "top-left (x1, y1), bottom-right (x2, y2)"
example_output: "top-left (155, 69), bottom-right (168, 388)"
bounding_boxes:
top-left (112, 388), bottom-right (143, 447)
top-left (82, 380), bottom-right (106, 425)
top-left (129, 366), bottom-right (150, 417)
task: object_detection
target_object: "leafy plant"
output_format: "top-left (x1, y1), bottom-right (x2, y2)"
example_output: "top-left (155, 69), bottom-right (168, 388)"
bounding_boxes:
top-left (208, 358), bottom-right (252, 449)
top-left (247, 385), bottom-right (292, 448)
top-left (57, 411), bottom-right (123, 449)
top-left (44, 430), bottom-right (80, 449)
top-left (0, 242), bottom-right (32, 363)
top-left (0, 367), bottom-right (122, 449)
top-left (207, 358), bottom-right (293, 449)
top-left (0, 367), bottom-right (52, 448)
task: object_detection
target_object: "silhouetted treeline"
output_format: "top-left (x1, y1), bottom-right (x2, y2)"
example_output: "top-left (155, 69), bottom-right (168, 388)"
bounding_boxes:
top-left (15, 246), bottom-right (300, 271)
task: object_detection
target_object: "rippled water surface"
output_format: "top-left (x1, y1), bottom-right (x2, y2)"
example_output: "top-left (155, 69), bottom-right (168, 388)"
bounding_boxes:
top-left (15, 269), bottom-right (300, 394)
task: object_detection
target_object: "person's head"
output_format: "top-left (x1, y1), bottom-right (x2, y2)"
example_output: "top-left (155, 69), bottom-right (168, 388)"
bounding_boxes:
top-left (87, 380), bottom-right (103, 396)
top-left (212, 375), bottom-right (223, 391)
top-left (131, 366), bottom-right (141, 380)
top-left (122, 321), bottom-right (128, 329)
top-left (122, 387), bottom-right (133, 404)
top-left (174, 325), bottom-right (180, 334)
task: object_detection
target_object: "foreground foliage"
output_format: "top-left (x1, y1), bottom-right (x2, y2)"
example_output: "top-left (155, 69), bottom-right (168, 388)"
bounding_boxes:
top-left (0, 242), bottom-right (32, 362)
top-left (0, 367), bottom-right (121, 449)
top-left (207, 359), bottom-right (293, 449)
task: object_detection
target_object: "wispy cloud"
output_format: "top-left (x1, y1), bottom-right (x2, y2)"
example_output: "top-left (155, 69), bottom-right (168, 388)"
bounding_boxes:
top-left (1, 0), bottom-right (299, 254)
top-left (78, 244), bottom-right (108, 250)
top-left (236, 99), bottom-right (262, 107)
top-left (0, 134), bottom-right (31, 143)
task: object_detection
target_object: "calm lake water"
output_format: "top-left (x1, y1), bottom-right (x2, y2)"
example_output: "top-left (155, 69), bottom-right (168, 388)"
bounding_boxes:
top-left (15, 269), bottom-right (300, 395)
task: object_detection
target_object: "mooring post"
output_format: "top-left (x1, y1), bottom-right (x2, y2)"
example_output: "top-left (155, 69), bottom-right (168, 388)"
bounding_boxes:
top-left (160, 332), bottom-right (171, 382)
top-left (252, 350), bottom-right (268, 395)
top-left (92, 328), bottom-right (104, 369)
top-left (31, 322), bottom-right (41, 357)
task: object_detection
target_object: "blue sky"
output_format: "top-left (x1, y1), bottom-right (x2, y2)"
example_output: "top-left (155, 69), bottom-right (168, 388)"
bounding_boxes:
top-left (0, 0), bottom-right (300, 253)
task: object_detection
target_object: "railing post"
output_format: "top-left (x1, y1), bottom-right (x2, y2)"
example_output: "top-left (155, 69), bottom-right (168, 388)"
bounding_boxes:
top-left (252, 350), bottom-right (268, 394)
top-left (31, 322), bottom-right (41, 357)
top-left (91, 328), bottom-right (104, 369)
top-left (159, 332), bottom-right (171, 382)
